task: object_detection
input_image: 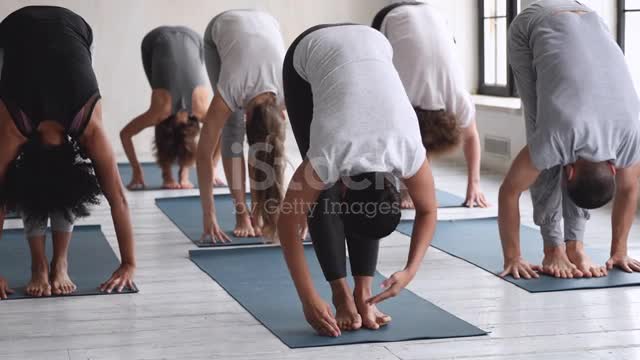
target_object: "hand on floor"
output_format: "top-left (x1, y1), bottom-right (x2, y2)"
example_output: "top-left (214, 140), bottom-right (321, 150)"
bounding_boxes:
top-left (607, 254), bottom-right (640, 273)
top-left (202, 216), bottom-right (231, 243)
top-left (303, 295), bottom-right (341, 337)
top-left (464, 183), bottom-right (489, 208)
top-left (100, 263), bottom-right (136, 293)
top-left (0, 277), bottom-right (13, 299)
top-left (366, 269), bottom-right (413, 305)
top-left (127, 173), bottom-right (146, 190)
top-left (500, 257), bottom-right (540, 279)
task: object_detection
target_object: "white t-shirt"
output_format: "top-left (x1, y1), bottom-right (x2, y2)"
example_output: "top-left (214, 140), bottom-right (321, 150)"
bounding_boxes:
top-left (209, 10), bottom-right (285, 111)
top-left (380, 3), bottom-right (475, 128)
top-left (293, 25), bottom-right (426, 184)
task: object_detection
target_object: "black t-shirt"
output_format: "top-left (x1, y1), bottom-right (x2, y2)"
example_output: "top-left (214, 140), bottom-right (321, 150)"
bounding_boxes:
top-left (0, 6), bottom-right (100, 138)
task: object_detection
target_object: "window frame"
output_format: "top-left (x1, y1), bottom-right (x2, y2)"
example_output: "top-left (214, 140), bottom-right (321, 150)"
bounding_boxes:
top-left (478, 0), bottom-right (519, 97)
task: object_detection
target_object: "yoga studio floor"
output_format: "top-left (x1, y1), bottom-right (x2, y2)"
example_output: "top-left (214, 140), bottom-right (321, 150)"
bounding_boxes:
top-left (2, 159), bottom-right (640, 360)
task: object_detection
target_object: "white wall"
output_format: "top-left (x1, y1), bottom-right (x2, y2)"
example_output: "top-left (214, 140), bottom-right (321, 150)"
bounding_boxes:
top-left (0, 0), bottom-right (389, 160)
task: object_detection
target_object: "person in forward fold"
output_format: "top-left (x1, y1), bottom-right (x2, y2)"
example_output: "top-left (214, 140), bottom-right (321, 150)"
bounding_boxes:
top-left (499, 0), bottom-right (640, 280)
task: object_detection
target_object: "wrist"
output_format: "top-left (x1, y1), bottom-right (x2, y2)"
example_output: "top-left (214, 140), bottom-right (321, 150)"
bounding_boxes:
top-left (121, 260), bottom-right (136, 268)
top-left (611, 246), bottom-right (628, 258)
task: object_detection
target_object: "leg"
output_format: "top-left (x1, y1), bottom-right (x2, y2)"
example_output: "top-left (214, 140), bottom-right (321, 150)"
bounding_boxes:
top-left (564, 188), bottom-right (606, 277)
top-left (308, 185), bottom-right (360, 331)
top-left (22, 213), bottom-right (51, 297)
top-left (220, 111), bottom-right (254, 237)
top-left (160, 162), bottom-right (180, 189)
top-left (203, 27), bottom-right (229, 189)
top-left (347, 234), bottom-right (391, 329)
top-left (532, 167), bottom-right (582, 278)
top-left (49, 211), bottom-right (76, 295)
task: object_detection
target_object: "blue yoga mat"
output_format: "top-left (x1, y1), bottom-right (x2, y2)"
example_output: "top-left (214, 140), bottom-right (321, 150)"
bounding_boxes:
top-left (156, 194), bottom-right (273, 247)
top-left (190, 246), bottom-right (486, 348)
top-left (0, 225), bottom-right (138, 300)
top-left (435, 189), bottom-right (466, 208)
top-left (119, 162), bottom-right (226, 191)
top-left (397, 218), bottom-right (640, 293)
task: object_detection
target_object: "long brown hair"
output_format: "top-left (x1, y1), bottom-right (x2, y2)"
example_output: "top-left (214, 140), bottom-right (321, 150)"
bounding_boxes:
top-left (246, 94), bottom-right (286, 240)
top-left (154, 115), bottom-right (200, 168)
top-left (415, 108), bottom-right (462, 156)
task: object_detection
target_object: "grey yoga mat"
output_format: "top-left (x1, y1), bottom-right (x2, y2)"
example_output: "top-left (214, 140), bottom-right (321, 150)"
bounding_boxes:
top-left (118, 162), bottom-right (226, 191)
top-left (0, 225), bottom-right (138, 300)
top-left (435, 189), bottom-right (466, 208)
top-left (397, 218), bottom-right (640, 293)
top-left (156, 190), bottom-right (466, 247)
top-left (189, 246), bottom-right (486, 348)
top-left (156, 194), bottom-right (273, 247)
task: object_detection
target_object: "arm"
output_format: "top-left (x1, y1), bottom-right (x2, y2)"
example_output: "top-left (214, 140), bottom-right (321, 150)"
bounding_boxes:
top-left (82, 102), bottom-right (136, 292)
top-left (278, 160), bottom-right (340, 337)
top-left (368, 159), bottom-right (437, 305)
top-left (197, 94), bottom-right (232, 242)
top-left (498, 147), bottom-right (541, 279)
top-left (607, 164), bottom-right (640, 272)
top-left (119, 91), bottom-right (171, 189)
top-left (462, 120), bottom-right (488, 208)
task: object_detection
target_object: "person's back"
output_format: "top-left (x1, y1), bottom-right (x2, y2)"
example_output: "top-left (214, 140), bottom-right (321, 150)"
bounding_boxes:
top-left (294, 25), bottom-right (423, 183)
top-left (379, 3), bottom-right (467, 116)
top-left (0, 5), bottom-right (97, 135)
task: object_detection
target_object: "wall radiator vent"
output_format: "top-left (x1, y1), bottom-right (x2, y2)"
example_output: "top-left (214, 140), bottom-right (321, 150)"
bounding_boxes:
top-left (484, 135), bottom-right (511, 157)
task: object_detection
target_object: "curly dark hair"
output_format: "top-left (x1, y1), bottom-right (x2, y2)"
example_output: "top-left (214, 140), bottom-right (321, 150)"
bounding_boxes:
top-left (415, 108), bottom-right (462, 156)
top-left (154, 115), bottom-right (200, 168)
top-left (1, 134), bottom-right (101, 222)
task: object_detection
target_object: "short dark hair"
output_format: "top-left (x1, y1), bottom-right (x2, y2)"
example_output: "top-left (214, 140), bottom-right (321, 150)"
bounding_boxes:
top-left (416, 108), bottom-right (462, 156)
top-left (154, 115), bottom-right (200, 168)
top-left (566, 162), bottom-right (615, 209)
top-left (342, 173), bottom-right (401, 239)
top-left (1, 134), bottom-right (101, 221)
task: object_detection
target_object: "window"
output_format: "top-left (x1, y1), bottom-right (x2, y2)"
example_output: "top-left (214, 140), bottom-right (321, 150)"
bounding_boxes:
top-left (478, 0), bottom-right (518, 97)
top-left (619, 0), bottom-right (640, 91)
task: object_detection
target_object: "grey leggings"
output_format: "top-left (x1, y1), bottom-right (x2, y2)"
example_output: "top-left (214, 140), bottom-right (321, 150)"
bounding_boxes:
top-left (203, 16), bottom-right (245, 159)
top-left (22, 211), bottom-right (74, 239)
top-left (509, 0), bottom-right (590, 247)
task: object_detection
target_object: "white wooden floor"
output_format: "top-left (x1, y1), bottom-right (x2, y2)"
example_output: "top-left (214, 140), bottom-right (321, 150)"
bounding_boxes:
top-left (2, 156), bottom-right (640, 360)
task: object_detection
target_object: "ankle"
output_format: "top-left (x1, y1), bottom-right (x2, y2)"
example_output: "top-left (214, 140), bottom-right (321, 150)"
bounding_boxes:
top-left (31, 259), bottom-right (49, 273)
top-left (565, 240), bottom-right (584, 252)
top-left (51, 258), bottom-right (69, 270)
top-left (330, 279), bottom-right (352, 300)
top-left (543, 245), bottom-right (566, 256)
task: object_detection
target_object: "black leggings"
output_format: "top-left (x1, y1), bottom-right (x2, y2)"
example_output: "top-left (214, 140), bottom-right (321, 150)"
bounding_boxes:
top-left (283, 24), bottom-right (379, 282)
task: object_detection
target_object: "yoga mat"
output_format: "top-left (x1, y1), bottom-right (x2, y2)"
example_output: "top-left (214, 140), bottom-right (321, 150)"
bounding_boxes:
top-left (156, 194), bottom-right (274, 247)
top-left (0, 225), bottom-right (138, 300)
top-left (435, 189), bottom-right (466, 208)
top-left (397, 218), bottom-right (640, 293)
top-left (190, 246), bottom-right (486, 348)
top-left (118, 162), bottom-right (226, 190)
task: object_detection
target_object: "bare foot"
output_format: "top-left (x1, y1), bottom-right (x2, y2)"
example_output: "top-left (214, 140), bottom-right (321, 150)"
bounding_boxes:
top-left (233, 213), bottom-right (256, 238)
top-left (542, 246), bottom-right (583, 279)
top-left (332, 292), bottom-right (362, 331)
top-left (162, 179), bottom-right (181, 189)
top-left (354, 290), bottom-right (392, 330)
top-left (400, 189), bottom-right (414, 209)
top-left (214, 177), bottom-right (227, 187)
top-left (50, 260), bottom-right (77, 295)
top-left (179, 180), bottom-right (194, 189)
top-left (26, 262), bottom-right (51, 297)
top-left (566, 241), bottom-right (607, 278)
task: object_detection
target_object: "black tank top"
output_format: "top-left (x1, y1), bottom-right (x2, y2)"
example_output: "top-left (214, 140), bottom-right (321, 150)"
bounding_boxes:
top-left (0, 6), bottom-right (100, 139)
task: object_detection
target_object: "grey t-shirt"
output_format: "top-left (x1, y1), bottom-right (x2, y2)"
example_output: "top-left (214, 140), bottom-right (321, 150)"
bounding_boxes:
top-left (208, 10), bottom-right (285, 111)
top-left (521, 7), bottom-right (640, 170)
top-left (293, 25), bottom-right (426, 184)
top-left (380, 3), bottom-right (474, 128)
